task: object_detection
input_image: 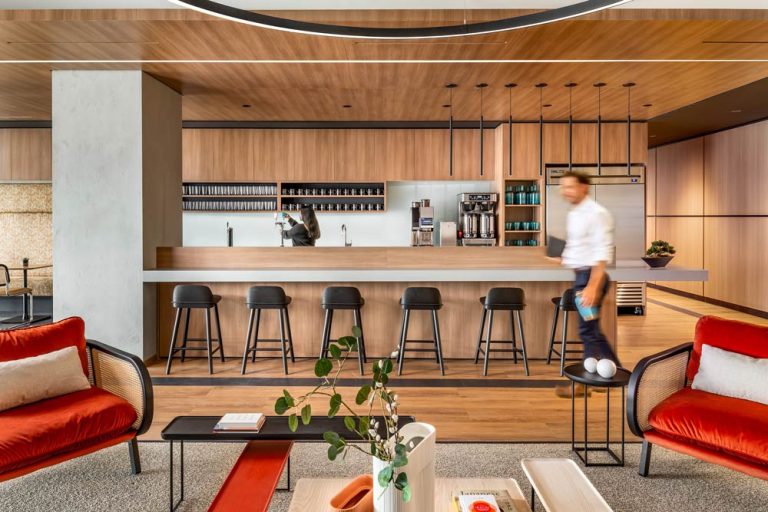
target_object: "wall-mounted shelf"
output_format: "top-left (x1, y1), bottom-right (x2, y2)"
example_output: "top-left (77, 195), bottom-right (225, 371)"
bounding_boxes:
top-left (499, 178), bottom-right (544, 247)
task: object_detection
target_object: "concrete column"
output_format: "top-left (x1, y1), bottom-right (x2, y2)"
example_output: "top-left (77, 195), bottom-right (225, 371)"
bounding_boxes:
top-left (52, 71), bottom-right (181, 359)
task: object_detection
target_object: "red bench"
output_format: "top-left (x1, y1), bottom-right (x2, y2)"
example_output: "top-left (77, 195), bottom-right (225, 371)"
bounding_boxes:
top-left (208, 440), bottom-right (293, 512)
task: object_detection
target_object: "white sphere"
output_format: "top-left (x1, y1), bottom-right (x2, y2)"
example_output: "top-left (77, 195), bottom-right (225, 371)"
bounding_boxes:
top-left (583, 357), bottom-right (599, 373)
top-left (597, 359), bottom-right (618, 379)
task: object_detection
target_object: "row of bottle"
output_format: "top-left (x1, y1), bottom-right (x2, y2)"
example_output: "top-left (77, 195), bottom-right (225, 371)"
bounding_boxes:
top-left (183, 184), bottom-right (277, 196)
top-left (183, 199), bottom-right (277, 211)
top-left (282, 186), bottom-right (384, 196)
top-left (504, 239), bottom-right (539, 247)
top-left (282, 202), bottom-right (384, 212)
top-left (504, 184), bottom-right (540, 205)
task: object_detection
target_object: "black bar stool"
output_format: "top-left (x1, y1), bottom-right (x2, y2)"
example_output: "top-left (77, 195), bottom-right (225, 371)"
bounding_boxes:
top-left (546, 288), bottom-right (584, 376)
top-left (474, 287), bottom-right (530, 376)
top-left (397, 287), bottom-right (445, 376)
top-left (242, 286), bottom-right (295, 375)
top-left (166, 285), bottom-right (224, 375)
top-left (320, 287), bottom-right (367, 375)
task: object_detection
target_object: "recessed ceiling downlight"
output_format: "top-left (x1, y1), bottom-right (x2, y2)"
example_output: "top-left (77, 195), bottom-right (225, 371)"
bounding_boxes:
top-left (167, 0), bottom-right (633, 40)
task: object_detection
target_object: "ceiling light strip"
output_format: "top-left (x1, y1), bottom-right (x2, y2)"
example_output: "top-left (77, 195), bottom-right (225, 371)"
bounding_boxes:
top-left (167, 0), bottom-right (632, 40)
top-left (4, 59), bottom-right (768, 64)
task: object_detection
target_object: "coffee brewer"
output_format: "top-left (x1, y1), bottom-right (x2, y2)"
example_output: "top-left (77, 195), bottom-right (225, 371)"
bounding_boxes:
top-left (410, 199), bottom-right (435, 247)
top-left (457, 193), bottom-right (498, 246)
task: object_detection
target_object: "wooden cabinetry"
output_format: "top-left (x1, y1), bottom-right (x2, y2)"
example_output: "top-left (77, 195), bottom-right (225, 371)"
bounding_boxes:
top-left (655, 216), bottom-right (704, 296)
top-left (600, 122), bottom-right (647, 164)
top-left (332, 129), bottom-right (376, 181)
top-left (572, 123), bottom-right (598, 164)
top-left (374, 129), bottom-right (414, 181)
top-left (285, 129), bottom-right (334, 181)
top-left (704, 217), bottom-right (768, 312)
top-left (452, 128), bottom-right (495, 180)
top-left (646, 147), bottom-right (656, 216)
top-left (510, 123), bottom-right (541, 178)
top-left (543, 124), bottom-right (568, 164)
top-left (0, 128), bottom-right (52, 181)
top-left (656, 137), bottom-right (703, 216)
top-left (414, 129), bottom-right (449, 180)
top-left (183, 129), bottom-right (253, 182)
top-left (704, 121), bottom-right (768, 215)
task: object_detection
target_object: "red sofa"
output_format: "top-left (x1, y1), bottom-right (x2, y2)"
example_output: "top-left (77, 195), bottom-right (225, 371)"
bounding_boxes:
top-left (0, 317), bottom-right (153, 481)
top-left (627, 315), bottom-right (768, 479)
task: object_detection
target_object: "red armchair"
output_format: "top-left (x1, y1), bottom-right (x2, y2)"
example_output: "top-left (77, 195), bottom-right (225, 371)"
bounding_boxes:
top-left (0, 317), bottom-right (153, 481)
top-left (627, 315), bottom-right (768, 479)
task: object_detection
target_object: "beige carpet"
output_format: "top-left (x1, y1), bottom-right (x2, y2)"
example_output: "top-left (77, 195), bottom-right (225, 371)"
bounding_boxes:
top-left (1, 442), bottom-right (766, 511)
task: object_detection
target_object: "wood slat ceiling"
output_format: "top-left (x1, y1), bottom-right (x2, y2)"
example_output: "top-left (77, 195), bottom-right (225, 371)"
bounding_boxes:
top-left (0, 8), bottom-right (767, 120)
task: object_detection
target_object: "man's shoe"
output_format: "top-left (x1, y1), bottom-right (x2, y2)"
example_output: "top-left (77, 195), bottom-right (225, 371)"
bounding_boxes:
top-left (555, 383), bottom-right (591, 399)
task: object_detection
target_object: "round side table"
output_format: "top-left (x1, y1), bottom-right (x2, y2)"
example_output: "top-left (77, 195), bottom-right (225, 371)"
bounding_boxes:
top-left (563, 363), bottom-right (631, 467)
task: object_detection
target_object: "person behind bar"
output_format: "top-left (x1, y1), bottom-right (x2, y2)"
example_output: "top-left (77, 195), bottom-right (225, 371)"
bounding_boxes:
top-left (555, 170), bottom-right (621, 398)
top-left (282, 206), bottom-right (321, 247)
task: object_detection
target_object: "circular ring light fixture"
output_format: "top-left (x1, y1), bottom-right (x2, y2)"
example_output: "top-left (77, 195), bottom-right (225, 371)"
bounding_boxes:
top-left (168, 0), bottom-right (633, 39)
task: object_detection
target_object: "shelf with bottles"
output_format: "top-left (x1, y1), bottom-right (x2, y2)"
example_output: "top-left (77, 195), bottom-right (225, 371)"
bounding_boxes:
top-left (182, 197), bottom-right (278, 212)
top-left (280, 182), bottom-right (385, 198)
top-left (183, 182), bottom-right (278, 197)
top-left (280, 196), bottom-right (385, 214)
top-left (503, 238), bottom-right (540, 247)
top-left (503, 180), bottom-right (541, 207)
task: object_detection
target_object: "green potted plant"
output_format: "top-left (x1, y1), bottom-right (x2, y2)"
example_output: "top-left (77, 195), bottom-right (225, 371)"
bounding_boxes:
top-left (274, 326), bottom-right (422, 510)
top-left (642, 240), bottom-right (676, 268)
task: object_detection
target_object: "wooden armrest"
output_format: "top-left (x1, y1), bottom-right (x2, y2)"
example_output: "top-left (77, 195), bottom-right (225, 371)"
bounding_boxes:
top-left (86, 340), bottom-right (154, 436)
top-left (627, 343), bottom-right (692, 437)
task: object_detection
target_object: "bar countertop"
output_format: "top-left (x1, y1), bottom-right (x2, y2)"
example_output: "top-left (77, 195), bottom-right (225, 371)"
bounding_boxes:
top-left (144, 246), bottom-right (708, 283)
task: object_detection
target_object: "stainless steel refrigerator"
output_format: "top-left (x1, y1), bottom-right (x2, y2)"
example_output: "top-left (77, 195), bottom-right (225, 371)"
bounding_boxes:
top-left (546, 164), bottom-right (647, 313)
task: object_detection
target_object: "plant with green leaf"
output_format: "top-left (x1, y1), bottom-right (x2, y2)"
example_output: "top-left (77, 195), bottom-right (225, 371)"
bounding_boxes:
top-left (646, 239), bottom-right (676, 257)
top-left (274, 326), bottom-right (411, 502)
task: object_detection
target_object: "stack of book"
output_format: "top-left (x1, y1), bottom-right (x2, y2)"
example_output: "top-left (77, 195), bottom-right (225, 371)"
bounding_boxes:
top-left (213, 413), bottom-right (266, 432)
top-left (452, 489), bottom-right (518, 512)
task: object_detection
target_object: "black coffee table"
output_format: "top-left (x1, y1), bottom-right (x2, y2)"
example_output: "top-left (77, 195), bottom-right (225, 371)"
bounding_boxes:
top-left (563, 364), bottom-right (631, 467)
top-left (160, 415), bottom-right (414, 511)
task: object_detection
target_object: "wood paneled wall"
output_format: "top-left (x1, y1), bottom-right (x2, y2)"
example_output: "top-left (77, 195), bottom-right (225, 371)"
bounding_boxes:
top-left (647, 119), bottom-right (768, 313)
top-left (182, 123), bottom-right (647, 183)
top-left (0, 128), bottom-right (51, 181)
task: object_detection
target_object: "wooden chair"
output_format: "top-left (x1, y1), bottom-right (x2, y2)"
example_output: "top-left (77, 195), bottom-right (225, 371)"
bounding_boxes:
top-left (0, 264), bottom-right (33, 324)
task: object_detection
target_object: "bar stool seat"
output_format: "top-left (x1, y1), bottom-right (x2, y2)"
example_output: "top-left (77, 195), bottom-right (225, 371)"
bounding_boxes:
top-left (547, 288), bottom-right (584, 376)
top-left (397, 287), bottom-right (445, 376)
top-left (242, 286), bottom-right (295, 375)
top-left (166, 285), bottom-right (225, 375)
top-left (320, 287), bottom-right (367, 374)
top-left (475, 287), bottom-right (529, 376)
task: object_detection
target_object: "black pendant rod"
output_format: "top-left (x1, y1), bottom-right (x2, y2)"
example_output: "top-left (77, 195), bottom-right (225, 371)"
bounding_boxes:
top-left (566, 82), bottom-right (577, 171)
top-left (477, 83), bottom-right (488, 177)
top-left (594, 82), bottom-right (606, 175)
top-left (505, 83), bottom-right (517, 177)
top-left (536, 83), bottom-right (547, 177)
top-left (446, 83), bottom-right (457, 177)
top-left (623, 82), bottom-right (635, 175)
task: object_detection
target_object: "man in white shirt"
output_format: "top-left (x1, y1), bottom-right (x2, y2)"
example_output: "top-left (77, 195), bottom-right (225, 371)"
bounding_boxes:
top-left (559, 171), bottom-right (620, 366)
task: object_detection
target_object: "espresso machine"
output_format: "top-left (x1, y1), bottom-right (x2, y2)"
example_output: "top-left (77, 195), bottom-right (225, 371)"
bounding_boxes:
top-left (410, 199), bottom-right (435, 247)
top-left (457, 193), bottom-right (498, 246)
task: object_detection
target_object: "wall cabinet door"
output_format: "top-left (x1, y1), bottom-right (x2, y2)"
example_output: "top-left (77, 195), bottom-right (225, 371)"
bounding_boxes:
top-left (0, 129), bottom-right (52, 181)
top-left (600, 122), bottom-right (647, 164)
top-left (252, 130), bottom-right (287, 182)
top-left (572, 123), bottom-right (598, 164)
top-left (374, 129), bottom-right (414, 181)
top-left (452, 128), bottom-right (495, 180)
top-left (183, 129), bottom-right (253, 182)
top-left (510, 123), bottom-right (541, 178)
top-left (704, 121), bottom-right (768, 215)
top-left (414, 129), bottom-right (449, 180)
top-left (285, 129), bottom-right (334, 182)
top-left (543, 123), bottom-right (568, 164)
top-left (333, 130), bottom-right (376, 182)
top-left (655, 216), bottom-right (704, 296)
top-left (182, 129), bottom-right (214, 182)
top-left (656, 137), bottom-right (703, 216)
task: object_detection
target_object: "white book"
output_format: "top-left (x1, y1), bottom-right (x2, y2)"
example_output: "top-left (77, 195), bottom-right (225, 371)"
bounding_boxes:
top-left (214, 413), bottom-right (266, 431)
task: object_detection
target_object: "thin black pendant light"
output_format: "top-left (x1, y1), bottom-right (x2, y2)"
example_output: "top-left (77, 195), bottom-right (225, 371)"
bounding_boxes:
top-left (477, 83), bottom-right (488, 177)
top-left (446, 83), bottom-right (457, 177)
top-left (535, 83), bottom-right (548, 176)
top-left (594, 82), bottom-right (606, 175)
top-left (170, 0), bottom-right (632, 40)
top-left (505, 83), bottom-right (517, 176)
top-left (565, 82), bottom-right (578, 170)
top-left (623, 82), bottom-right (636, 175)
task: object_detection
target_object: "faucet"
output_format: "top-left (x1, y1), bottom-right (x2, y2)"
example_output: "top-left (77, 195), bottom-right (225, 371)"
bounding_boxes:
top-left (342, 224), bottom-right (352, 247)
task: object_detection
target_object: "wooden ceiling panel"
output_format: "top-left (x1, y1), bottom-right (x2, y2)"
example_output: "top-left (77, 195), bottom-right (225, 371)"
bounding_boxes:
top-left (0, 8), bottom-right (767, 120)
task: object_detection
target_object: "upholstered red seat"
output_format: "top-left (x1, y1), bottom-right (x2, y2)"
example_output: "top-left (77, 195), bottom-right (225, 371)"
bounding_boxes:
top-left (0, 387), bottom-right (137, 474)
top-left (649, 387), bottom-right (768, 465)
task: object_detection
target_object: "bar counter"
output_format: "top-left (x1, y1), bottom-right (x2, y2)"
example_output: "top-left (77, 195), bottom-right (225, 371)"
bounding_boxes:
top-left (148, 247), bottom-right (708, 361)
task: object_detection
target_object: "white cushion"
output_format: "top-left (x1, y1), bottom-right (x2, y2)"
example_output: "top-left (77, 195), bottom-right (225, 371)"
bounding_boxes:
top-left (692, 344), bottom-right (768, 406)
top-left (0, 346), bottom-right (91, 412)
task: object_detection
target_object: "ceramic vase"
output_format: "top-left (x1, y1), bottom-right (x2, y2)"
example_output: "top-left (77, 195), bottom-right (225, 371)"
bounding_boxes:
top-left (372, 422), bottom-right (436, 512)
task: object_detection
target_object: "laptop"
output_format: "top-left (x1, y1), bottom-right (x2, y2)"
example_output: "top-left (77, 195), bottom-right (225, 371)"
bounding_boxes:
top-left (546, 236), bottom-right (566, 258)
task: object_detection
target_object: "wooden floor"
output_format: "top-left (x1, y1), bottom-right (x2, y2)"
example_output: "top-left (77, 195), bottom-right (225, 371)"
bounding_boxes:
top-left (143, 289), bottom-right (767, 442)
